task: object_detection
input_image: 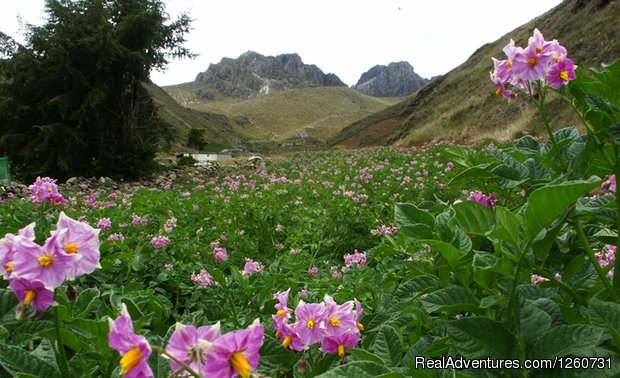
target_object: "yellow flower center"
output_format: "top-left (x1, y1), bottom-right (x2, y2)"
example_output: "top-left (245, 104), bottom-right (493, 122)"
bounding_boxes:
top-left (275, 330), bottom-right (280, 339)
top-left (120, 347), bottom-right (142, 374)
top-left (38, 255), bottom-right (53, 267)
top-left (64, 243), bottom-right (79, 254)
top-left (282, 335), bottom-right (292, 348)
top-left (329, 316), bottom-right (340, 327)
top-left (495, 87), bottom-right (503, 97)
top-left (535, 47), bottom-right (542, 54)
top-left (554, 56), bottom-right (561, 63)
top-left (358, 322), bottom-right (365, 331)
top-left (276, 309), bottom-right (286, 317)
top-left (230, 351), bottom-right (251, 378)
top-left (527, 58), bottom-right (536, 67)
top-left (6, 261), bottom-right (13, 273)
top-left (506, 60), bottom-right (512, 69)
top-left (337, 344), bottom-right (345, 357)
top-left (307, 319), bottom-right (315, 329)
top-left (559, 70), bottom-right (569, 81)
top-left (24, 289), bottom-right (36, 305)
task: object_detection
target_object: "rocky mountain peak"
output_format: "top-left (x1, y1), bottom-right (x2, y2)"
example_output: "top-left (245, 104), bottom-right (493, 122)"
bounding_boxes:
top-left (352, 61), bottom-right (429, 97)
top-left (194, 51), bottom-right (346, 99)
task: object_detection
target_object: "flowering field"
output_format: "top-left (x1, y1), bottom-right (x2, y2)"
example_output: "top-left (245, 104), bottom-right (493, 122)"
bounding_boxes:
top-left (1, 30), bottom-right (620, 377)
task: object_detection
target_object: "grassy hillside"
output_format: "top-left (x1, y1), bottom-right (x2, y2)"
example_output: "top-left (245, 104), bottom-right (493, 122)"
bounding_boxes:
top-left (331, 0), bottom-right (620, 147)
top-left (146, 82), bottom-right (240, 151)
top-left (164, 84), bottom-right (400, 146)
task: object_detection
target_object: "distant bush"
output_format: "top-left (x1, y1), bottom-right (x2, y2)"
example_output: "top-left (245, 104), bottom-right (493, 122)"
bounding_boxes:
top-left (187, 128), bottom-right (207, 151)
top-left (176, 155), bottom-right (197, 166)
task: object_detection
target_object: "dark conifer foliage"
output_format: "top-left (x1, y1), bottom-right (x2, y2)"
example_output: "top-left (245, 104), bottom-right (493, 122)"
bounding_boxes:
top-left (0, 0), bottom-right (193, 181)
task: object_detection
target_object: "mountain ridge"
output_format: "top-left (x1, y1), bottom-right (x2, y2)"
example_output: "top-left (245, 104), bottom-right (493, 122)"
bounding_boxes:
top-left (352, 61), bottom-right (429, 97)
top-left (193, 51), bottom-right (346, 99)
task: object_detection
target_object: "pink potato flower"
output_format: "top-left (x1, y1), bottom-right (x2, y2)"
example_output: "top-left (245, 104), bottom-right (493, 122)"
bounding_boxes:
top-left (468, 191), bottom-right (496, 208)
top-left (108, 303), bottom-right (153, 378)
top-left (241, 258), bottom-right (264, 276)
top-left (56, 211), bottom-right (101, 278)
top-left (0, 222), bottom-right (36, 279)
top-left (546, 58), bottom-right (576, 89)
top-left (320, 330), bottom-right (361, 357)
top-left (323, 295), bottom-right (358, 337)
top-left (28, 177), bottom-right (65, 205)
top-left (165, 322), bottom-right (221, 376)
top-left (9, 277), bottom-right (55, 311)
top-left (272, 289), bottom-right (291, 328)
top-left (490, 28), bottom-right (576, 96)
top-left (291, 301), bottom-right (327, 348)
top-left (11, 230), bottom-right (80, 289)
top-left (203, 321), bottom-right (264, 378)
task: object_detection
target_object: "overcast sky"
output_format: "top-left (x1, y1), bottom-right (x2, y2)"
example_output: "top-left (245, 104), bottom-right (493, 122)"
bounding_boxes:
top-left (2, 0), bottom-right (563, 87)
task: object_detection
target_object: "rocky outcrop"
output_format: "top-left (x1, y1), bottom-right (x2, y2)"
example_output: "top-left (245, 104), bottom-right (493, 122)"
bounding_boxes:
top-left (194, 51), bottom-right (347, 99)
top-left (352, 62), bottom-right (429, 97)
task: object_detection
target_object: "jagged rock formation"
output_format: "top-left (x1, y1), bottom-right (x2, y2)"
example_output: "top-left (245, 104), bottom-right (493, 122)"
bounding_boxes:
top-left (352, 61), bottom-right (429, 97)
top-left (194, 51), bottom-right (346, 99)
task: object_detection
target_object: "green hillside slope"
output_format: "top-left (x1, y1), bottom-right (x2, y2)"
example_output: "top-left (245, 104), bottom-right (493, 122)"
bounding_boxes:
top-left (147, 82), bottom-right (240, 150)
top-left (331, 0), bottom-right (620, 147)
top-left (164, 85), bottom-right (399, 147)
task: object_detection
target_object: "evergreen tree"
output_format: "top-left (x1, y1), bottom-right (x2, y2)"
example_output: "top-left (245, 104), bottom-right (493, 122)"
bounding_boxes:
top-left (0, 0), bottom-right (192, 181)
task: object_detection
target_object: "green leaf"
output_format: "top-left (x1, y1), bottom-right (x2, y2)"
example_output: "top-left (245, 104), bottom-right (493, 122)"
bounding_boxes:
top-left (576, 194), bottom-right (615, 215)
top-left (449, 165), bottom-right (495, 183)
top-left (523, 158), bottom-right (553, 182)
top-left (0, 343), bottom-right (62, 378)
top-left (372, 325), bottom-right (403, 367)
top-left (421, 286), bottom-right (479, 314)
top-left (420, 240), bottom-right (460, 270)
top-left (517, 135), bottom-right (541, 152)
top-left (520, 302), bottom-right (552, 346)
top-left (400, 224), bottom-right (435, 240)
top-left (605, 121), bottom-right (620, 146)
top-left (68, 319), bottom-right (110, 351)
top-left (394, 275), bottom-right (440, 300)
top-left (472, 251), bottom-right (498, 271)
top-left (490, 151), bottom-right (529, 188)
top-left (446, 317), bottom-right (518, 359)
top-left (315, 361), bottom-right (390, 378)
top-left (523, 177), bottom-right (602, 242)
top-left (479, 295), bottom-right (507, 309)
top-left (73, 287), bottom-right (100, 318)
top-left (349, 348), bottom-right (385, 365)
top-left (487, 206), bottom-right (520, 247)
top-left (452, 201), bottom-right (495, 236)
top-left (374, 373), bottom-right (408, 378)
top-left (257, 335), bottom-right (297, 371)
top-left (453, 229), bottom-right (473, 255)
top-left (530, 325), bottom-right (603, 359)
top-left (0, 288), bottom-right (18, 318)
top-left (31, 339), bottom-right (56, 362)
top-left (589, 298), bottom-right (620, 349)
top-left (9, 321), bottom-right (55, 345)
top-left (395, 203), bottom-right (436, 230)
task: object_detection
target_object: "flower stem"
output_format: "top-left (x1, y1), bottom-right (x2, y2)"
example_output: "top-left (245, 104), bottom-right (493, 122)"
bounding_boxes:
top-left (506, 252), bottom-right (525, 331)
top-left (155, 347), bottom-right (203, 378)
top-left (535, 89), bottom-right (564, 168)
top-left (573, 218), bottom-right (619, 301)
top-left (53, 306), bottom-right (71, 377)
